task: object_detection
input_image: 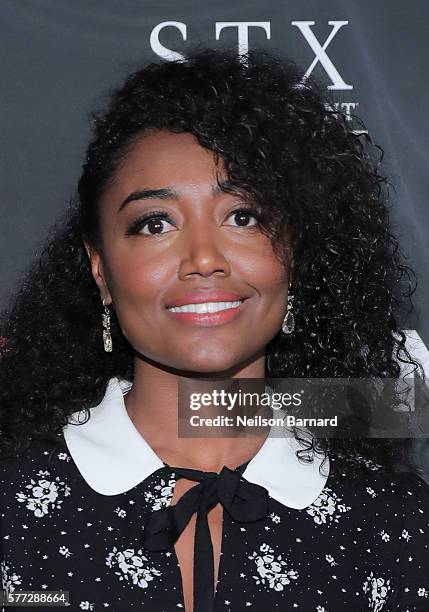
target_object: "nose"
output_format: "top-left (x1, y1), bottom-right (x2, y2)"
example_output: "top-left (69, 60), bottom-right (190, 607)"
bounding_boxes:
top-left (177, 224), bottom-right (231, 279)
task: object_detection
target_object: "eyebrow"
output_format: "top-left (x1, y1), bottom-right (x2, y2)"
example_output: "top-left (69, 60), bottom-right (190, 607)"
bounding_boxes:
top-left (117, 181), bottom-right (239, 213)
top-left (117, 188), bottom-right (179, 213)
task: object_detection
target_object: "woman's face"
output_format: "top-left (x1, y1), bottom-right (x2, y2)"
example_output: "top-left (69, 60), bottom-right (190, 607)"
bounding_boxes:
top-left (85, 130), bottom-right (290, 373)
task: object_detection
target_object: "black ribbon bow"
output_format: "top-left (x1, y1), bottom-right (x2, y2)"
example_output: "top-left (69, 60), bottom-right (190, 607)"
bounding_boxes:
top-left (142, 464), bottom-right (270, 612)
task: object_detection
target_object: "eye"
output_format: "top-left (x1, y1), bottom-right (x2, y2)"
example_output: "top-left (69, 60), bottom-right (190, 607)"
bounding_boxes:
top-left (226, 207), bottom-right (260, 228)
top-left (126, 211), bottom-right (176, 236)
top-left (125, 206), bottom-right (262, 237)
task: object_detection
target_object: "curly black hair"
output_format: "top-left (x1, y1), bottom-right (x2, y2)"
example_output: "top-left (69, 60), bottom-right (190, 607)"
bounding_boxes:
top-left (0, 48), bottom-right (423, 476)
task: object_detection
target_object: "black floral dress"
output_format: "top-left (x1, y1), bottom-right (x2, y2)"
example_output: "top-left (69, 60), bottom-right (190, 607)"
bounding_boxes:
top-left (1, 437), bottom-right (428, 611)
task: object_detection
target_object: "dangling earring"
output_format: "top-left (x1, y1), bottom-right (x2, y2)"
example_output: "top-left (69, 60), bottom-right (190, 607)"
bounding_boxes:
top-left (281, 293), bottom-right (295, 335)
top-left (102, 298), bottom-right (113, 352)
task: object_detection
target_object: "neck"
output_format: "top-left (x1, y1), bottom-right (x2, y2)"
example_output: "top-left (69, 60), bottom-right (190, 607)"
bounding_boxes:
top-left (123, 353), bottom-right (268, 472)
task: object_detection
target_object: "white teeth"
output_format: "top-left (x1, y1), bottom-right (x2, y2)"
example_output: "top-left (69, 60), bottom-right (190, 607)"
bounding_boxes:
top-left (168, 300), bottom-right (243, 314)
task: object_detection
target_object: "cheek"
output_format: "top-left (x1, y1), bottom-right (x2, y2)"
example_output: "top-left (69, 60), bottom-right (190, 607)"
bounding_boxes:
top-left (102, 249), bottom-right (169, 321)
top-left (242, 247), bottom-right (289, 299)
top-left (265, 259), bottom-right (289, 293)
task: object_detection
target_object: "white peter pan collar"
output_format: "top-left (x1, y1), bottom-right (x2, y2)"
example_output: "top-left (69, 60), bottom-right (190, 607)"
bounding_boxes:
top-left (63, 376), bottom-right (329, 509)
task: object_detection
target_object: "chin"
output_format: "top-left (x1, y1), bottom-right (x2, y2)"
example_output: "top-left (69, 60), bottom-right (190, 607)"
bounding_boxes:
top-left (185, 361), bottom-right (237, 375)
top-left (135, 347), bottom-right (239, 374)
top-left (174, 354), bottom-right (242, 376)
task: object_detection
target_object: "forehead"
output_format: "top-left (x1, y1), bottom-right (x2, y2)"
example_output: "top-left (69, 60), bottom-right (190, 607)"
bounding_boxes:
top-left (112, 130), bottom-right (224, 189)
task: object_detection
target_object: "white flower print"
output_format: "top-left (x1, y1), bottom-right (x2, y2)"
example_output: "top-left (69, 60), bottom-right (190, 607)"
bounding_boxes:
top-left (15, 470), bottom-right (71, 517)
top-left (79, 602), bottom-right (94, 610)
top-left (106, 546), bottom-right (162, 589)
top-left (366, 487), bottom-right (377, 498)
top-left (325, 554), bottom-right (337, 567)
top-left (379, 530), bottom-right (390, 542)
top-left (348, 454), bottom-right (383, 471)
top-left (114, 507), bottom-right (127, 518)
top-left (248, 543), bottom-right (298, 591)
top-left (144, 475), bottom-right (176, 511)
top-left (269, 513), bottom-right (281, 524)
top-left (306, 488), bottom-right (351, 525)
top-left (1, 560), bottom-right (22, 594)
top-left (401, 529), bottom-right (412, 542)
top-left (418, 587), bottom-right (429, 597)
top-left (57, 452), bottom-right (71, 462)
top-left (59, 546), bottom-right (72, 558)
top-left (362, 572), bottom-right (392, 611)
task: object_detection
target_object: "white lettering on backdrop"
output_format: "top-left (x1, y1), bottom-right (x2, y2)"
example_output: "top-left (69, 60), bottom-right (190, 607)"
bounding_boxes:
top-left (150, 19), bottom-right (351, 90)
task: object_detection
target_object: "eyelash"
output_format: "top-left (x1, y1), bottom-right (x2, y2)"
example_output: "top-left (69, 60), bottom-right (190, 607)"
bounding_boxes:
top-left (125, 207), bottom-right (262, 236)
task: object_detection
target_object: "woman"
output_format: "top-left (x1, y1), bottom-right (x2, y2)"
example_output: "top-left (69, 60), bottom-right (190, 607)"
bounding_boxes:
top-left (0, 48), bottom-right (428, 611)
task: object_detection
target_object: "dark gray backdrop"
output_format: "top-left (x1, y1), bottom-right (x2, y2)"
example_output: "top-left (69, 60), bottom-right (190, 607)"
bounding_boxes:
top-left (1, 0), bottom-right (428, 342)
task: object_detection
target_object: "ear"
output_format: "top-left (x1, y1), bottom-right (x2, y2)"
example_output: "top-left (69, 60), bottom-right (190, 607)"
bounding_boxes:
top-left (83, 240), bottom-right (112, 306)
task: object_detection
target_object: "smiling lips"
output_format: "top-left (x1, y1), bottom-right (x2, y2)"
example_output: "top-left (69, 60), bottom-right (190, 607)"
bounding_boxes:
top-left (165, 290), bottom-right (248, 327)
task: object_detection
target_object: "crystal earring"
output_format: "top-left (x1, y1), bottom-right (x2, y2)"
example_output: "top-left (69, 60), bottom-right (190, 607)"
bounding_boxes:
top-left (281, 293), bottom-right (295, 335)
top-left (102, 299), bottom-right (113, 352)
